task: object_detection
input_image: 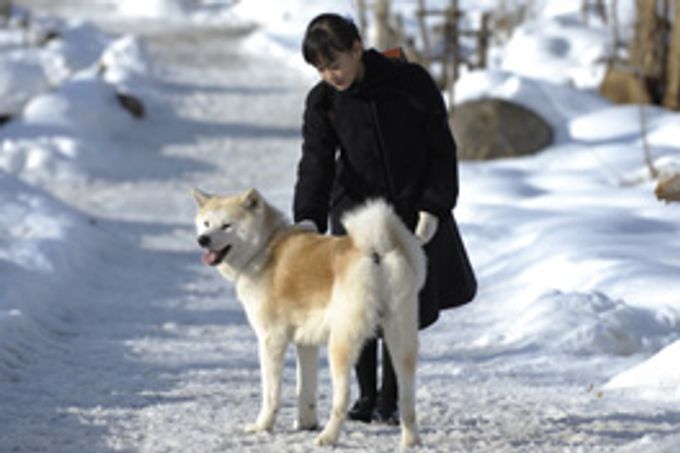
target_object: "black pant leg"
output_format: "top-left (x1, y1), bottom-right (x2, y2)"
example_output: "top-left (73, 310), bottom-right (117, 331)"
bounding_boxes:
top-left (379, 341), bottom-right (398, 410)
top-left (354, 338), bottom-right (377, 401)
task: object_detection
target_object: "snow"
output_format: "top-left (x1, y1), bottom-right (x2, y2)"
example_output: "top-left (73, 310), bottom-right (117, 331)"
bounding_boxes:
top-left (2, 0), bottom-right (680, 451)
top-left (605, 339), bottom-right (680, 399)
top-left (499, 14), bottom-right (611, 88)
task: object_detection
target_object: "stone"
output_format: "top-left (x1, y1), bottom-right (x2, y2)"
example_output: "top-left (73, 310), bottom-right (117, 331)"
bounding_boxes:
top-left (450, 98), bottom-right (553, 160)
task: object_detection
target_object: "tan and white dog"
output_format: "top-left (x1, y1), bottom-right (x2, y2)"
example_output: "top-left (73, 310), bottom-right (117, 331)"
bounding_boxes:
top-left (191, 188), bottom-right (425, 448)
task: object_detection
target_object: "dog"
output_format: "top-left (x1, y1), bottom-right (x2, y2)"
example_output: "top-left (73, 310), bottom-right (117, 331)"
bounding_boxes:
top-left (191, 188), bottom-right (425, 448)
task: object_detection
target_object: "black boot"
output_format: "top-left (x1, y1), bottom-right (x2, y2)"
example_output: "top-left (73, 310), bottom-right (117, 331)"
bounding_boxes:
top-left (348, 396), bottom-right (375, 423)
top-left (348, 339), bottom-right (377, 423)
top-left (373, 342), bottom-right (399, 425)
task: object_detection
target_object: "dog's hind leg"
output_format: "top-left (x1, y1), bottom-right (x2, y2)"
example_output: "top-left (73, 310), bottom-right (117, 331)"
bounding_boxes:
top-left (383, 297), bottom-right (421, 448)
top-left (315, 332), bottom-right (357, 446)
top-left (294, 344), bottom-right (319, 430)
top-left (246, 332), bottom-right (288, 433)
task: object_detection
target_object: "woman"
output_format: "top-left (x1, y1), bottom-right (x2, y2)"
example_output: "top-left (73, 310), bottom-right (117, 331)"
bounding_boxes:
top-left (293, 13), bottom-right (476, 424)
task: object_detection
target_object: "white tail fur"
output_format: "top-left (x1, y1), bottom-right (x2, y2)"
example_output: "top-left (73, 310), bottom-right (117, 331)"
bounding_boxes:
top-left (341, 200), bottom-right (426, 289)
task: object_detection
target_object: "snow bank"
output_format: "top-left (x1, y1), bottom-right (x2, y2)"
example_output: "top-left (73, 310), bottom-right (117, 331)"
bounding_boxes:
top-left (117, 0), bottom-right (195, 19)
top-left (0, 13), bottom-right (123, 116)
top-left (115, 0), bottom-right (241, 27)
top-left (0, 135), bottom-right (84, 184)
top-left (568, 105), bottom-right (666, 143)
top-left (43, 21), bottom-right (110, 84)
top-left (0, 54), bottom-right (50, 115)
top-left (605, 339), bottom-right (680, 401)
top-left (0, 172), bottom-right (102, 380)
top-left (22, 71), bottom-right (134, 133)
top-left (100, 35), bottom-right (154, 96)
top-left (500, 13), bottom-right (610, 88)
top-left (455, 69), bottom-right (611, 141)
top-left (0, 70), bottom-right (138, 184)
top-left (0, 25), bottom-right (155, 186)
top-left (472, 291), bottom-right (679, 356)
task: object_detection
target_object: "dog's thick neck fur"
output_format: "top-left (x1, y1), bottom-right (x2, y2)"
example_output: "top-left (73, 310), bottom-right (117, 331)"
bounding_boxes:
top-left (217, 200), bottom-right (290, 283)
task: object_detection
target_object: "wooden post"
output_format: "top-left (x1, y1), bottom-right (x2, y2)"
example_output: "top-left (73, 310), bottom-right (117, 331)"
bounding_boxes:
top-left (0, 0), bottom-right (11, 22)
top-left (439, 6), bottom-right (453, 90)
top-left (582, 0), bottom-right (608, 25)
top-left (355, 0), bottom-right (368, 39)
top-left (374, 0), bottom-right (390, 50)
top-left (476, 12), bottom-right (491, 69)
top-left (416, 0), bottom-right (432, 71)
top-left (595, 0), bottom-right (608, 23)
top-left (447, 0), bottom-right (460, 107)
top-left (610, 0), bottom-right (621, 56)
top-left (638, 99), bottom-right (658, 179)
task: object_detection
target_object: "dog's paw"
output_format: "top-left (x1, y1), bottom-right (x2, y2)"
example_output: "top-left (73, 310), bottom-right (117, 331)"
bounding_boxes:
top-left (244, 421), bottom-right (271, 434)
top-left (294, 410), bottom-right (319, 431)
top-left (244, 423), bottom-right (261, 433)
top-left (400, 430), bottom-right (421, 448)
top-left (314, 429), bottom-right (339, 446)
top-left (293, 419), bottom-right (319, 431)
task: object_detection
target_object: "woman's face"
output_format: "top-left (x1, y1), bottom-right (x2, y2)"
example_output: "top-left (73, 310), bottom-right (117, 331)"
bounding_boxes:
top-left (315, 40), bottom-right (364, 91)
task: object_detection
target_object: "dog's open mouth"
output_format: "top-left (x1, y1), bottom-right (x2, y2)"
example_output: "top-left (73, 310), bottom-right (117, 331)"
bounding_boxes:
top-left (202, 245), bottom-right (231, 266)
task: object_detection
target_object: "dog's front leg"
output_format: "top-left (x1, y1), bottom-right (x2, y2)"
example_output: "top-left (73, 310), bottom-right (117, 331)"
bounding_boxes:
top-left (294, 344), bottom-right (319, 430)
top-left (245, 334), bottom-right (287, 433)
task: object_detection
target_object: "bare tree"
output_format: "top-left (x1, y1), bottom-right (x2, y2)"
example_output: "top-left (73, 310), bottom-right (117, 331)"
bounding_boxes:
top-left (1, 0), bottom-right (11, 22)
top-left (416, 0), bottom-right (433, 70)
top-left (374, 0), bottom-right (394, 50)
top-left (638, 100), bottom-right (658, 179)
top-left (629, 0), bottom-right (670, 103)
top-left (610, 0), bottom-right (621, 56)
top-left (355, 0), bottom-right (368, 39)
top-left (581, 0), bottom-right (607, 25)
top-left (663, 0), bottom-right (680, 109)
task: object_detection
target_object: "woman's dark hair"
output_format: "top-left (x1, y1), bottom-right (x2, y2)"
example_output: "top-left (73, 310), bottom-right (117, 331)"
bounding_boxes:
top-left (302, 13), bottom-right (361, 66)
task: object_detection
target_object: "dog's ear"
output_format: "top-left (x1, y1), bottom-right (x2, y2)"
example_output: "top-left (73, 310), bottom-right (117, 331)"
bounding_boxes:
top-left (241, 188), bottom-right (261, 210)
top-left (192, 188), bottom-right (212, 208)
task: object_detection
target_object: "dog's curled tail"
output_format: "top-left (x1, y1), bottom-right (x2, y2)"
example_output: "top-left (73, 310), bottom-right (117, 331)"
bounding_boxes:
top-left (341, 199), bottom-right (426, 287)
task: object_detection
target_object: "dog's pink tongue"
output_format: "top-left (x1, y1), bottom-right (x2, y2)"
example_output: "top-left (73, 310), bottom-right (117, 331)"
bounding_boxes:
top-left (202, 250), bottom-right (219, 266)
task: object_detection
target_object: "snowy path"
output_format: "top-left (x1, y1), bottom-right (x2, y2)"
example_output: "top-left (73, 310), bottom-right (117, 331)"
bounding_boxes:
top-left (3, 10), bottom-right (680, 453)
top-left (2, 24), bottom-right (312, 452)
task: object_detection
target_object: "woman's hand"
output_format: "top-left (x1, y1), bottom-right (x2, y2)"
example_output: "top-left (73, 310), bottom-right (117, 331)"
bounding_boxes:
top-left (295, 219), bottom-right (318, 232)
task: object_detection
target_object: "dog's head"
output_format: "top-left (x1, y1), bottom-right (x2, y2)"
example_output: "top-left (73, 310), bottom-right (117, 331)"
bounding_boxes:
top-left (192, 188), bottom-right (272, 269)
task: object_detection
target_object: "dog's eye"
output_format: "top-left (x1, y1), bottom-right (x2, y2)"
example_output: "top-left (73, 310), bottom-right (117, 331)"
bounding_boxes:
top-left (203, 220), bottom-right (210, 228)
top-left (221, 223), bottom-right (231, 231)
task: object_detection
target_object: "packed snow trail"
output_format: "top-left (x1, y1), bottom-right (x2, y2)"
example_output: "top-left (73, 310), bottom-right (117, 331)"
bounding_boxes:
top-left (0, 22), bottom-right (314, 453)
top-left (3, 7), bottom-right (680, 453)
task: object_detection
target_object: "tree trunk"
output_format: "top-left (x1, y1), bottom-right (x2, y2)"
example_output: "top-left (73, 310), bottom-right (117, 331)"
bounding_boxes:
top-left (447, 0), bottom-right (460, 106)
top-left (582, 0), bottom-right (608, 25)
top-left (663, 0), bottom-right (680, 109)
top-left (0, 0), bottom-right (11, 20)
top-left (374, 0), bottom-right (391, 50)
top-left (610, 0), bottom-right (621, 57)
top-left (416, 0), bottom-right (432, 70)
top-left (356, 0), bottom-right (368, 39)
top-left (629, 0), bottom-right (668, 103)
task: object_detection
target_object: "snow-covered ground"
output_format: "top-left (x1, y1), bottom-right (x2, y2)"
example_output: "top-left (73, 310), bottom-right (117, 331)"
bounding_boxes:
top-left (1, 1), bottom-right (680, 451)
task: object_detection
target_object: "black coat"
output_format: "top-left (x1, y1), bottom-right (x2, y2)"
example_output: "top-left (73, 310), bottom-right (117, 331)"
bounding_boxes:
top-left (294, 49), bottom-right (476, 329)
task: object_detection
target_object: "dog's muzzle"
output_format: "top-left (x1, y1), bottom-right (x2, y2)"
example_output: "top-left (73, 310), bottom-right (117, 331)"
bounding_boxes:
top-left (197, 235), bottom-right (231, 266)
top-left (197, 234), bottom-right (211, 247)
